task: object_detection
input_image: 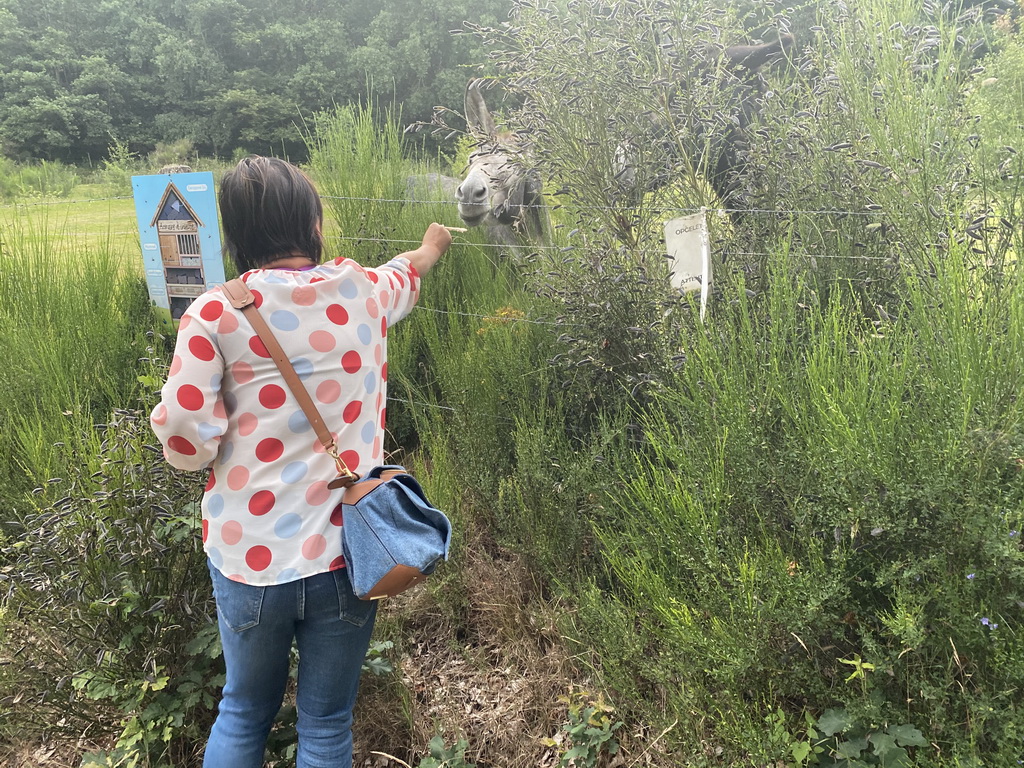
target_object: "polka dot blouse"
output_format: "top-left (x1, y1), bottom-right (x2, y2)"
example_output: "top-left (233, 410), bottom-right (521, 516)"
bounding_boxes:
top-left (151, 256), bottom-right (420, 585)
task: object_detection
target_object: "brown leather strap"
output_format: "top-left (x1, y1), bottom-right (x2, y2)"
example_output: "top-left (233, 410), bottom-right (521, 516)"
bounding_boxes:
top-left (221, 278), bottom-right (358, 484)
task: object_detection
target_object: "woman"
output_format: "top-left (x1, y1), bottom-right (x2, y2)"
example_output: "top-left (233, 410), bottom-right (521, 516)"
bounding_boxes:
top-left (151, 155), bottom-right (452, 767)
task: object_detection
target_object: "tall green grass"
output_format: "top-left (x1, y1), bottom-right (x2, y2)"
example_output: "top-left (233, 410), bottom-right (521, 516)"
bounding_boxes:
top-left (0, 212), bottom-right (154, 509)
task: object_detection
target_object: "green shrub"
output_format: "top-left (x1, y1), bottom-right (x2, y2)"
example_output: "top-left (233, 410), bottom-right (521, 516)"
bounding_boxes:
top-left (588, 245), bottom-right (1024, 765)
top-left (1, 406), bottom-right (220, 766)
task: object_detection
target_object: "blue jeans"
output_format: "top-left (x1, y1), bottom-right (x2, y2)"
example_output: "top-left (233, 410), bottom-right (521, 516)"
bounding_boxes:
top-left (204, 562), bottom-right (377, 768)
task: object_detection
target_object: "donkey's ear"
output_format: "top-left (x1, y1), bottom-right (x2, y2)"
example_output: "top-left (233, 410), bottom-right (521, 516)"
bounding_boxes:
top-left (465, 78), bottom-right (498, 139)
top-left (722, 33), bottom-right (794, 72)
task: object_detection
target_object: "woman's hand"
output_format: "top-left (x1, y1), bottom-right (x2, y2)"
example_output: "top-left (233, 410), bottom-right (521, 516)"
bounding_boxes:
top-left (402, 222), bottom-right (453, 275)
top-left (422, 222), bottom-right (453, 257)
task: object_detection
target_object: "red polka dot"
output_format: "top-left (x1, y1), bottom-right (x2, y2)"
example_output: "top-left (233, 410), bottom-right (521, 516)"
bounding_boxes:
top-left (205, 469), bottom-right (217, 492)
top-left (227, 465), bottom-right (250, 490)
top-left (394, 273), bottom-right (405, 289)
top-left (249, 335), bottom-right (271, 358)
top-left (292, 285), bottom-right (317, 305)
top-left (232, 361), bottom-right (254, 384)
top-left (248, 490), bottom-right (276, 516)
top-left (177, 385), bottom-right (204, 411)
top-left (381, 362), bottom-right (388, 381)
top-left (327, 304), bottom-right (349, 325)
top-left (372, 436), bottom-right (381, 459)
top-left (380, 407), bottom-right (386, 428)
top-left (222, 520), bottom-right (243, 545)
top-left (374, 344), bottom-right (382, 365)
top-left (202, 519), bottom-right (209, 542)
top-left (251, 289), bottom-right (264, 308)
top-left (329, 555), bottom-right (347, 570)
top-left (188, 335), bottom-right (216, 362)
top-left (200, 301), bottom-right (224, 321)
top-left (302, 534), bottom-right (327, 560)
top-left (246, 545), bottom-right (272, 571)
top-left (218, 312), bottom-right (239, 334)
top-left (256, 438), bottom-right (284, 462)
top-left (340, 450), bottom-right (360, 471)
top-left (310, 276), bottom-right (326, 284)
top-left (238, 412), bottom-right (259, 436)
top-left (169, 355), bottom-right (182, 376)
top-left (379, 290), bottom-right (390, 308)
top-left (178, 314), bottom-right (192, 331)
top-left (381, 317), bottom-right (387, 337)
top-left (343, 401), bottom-right (362, 424)
top-left (309, 330), bottom-right (336, 352)
top-left (342, 351), bottom-right (362, 374)
top-left (305, 481), bottom-right (331, 506)
top-left (167, 435), bottom-right (196, 455)
top-left (316, 379), bottom-right (341, 404)
top-left (259, 384), bottom-right (287, 409)
top-left (330, 504), bottom-right (344, 526)
top-left (367, 270), bottom-right (379, 284)
top-left (365, 298), bottom-right (379, 319)
top-left (312, 431), bottom-right (339, 454)
top-left (213, 399), bottom-right (227, 419)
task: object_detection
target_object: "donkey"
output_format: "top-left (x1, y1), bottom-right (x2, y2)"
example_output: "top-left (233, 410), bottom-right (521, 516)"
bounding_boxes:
top-left (455, 79), bottom-right (547, 246)
top-left (613, 34), bottom-right (796, 217)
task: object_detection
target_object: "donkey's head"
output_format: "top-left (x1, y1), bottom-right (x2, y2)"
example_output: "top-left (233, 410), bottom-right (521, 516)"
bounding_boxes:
top-left (456, 79), bottom-right (544, 238)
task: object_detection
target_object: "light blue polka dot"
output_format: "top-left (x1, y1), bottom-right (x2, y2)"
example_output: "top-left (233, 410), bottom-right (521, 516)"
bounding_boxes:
top-left (290, 357), bottom-right (314, 380)
top-left (363, 371), bottom-right (376, 394)
top-left (361, 420), bottom-right (376, 444)
top-left (339, 279), bottom-right (358, 299)
top-left (206, 494), bottom-right (224, 518)
top-left (220, 441), bottom-right (235, 464)
top-left (208, 547), bottom-right (224, 569)
top-left (270, 309), bottom-right (300, 331)
top-left (281, 460), bottom-right (308, 484)
top-left (263, 272), bottom-right (288, 284)
top-left (288, 409), bottom-right (312, 433)
top-left (198, 422), bottom-right (222, 442)
top-left (210, 373), bottom-right (223, 393)
top-left (274, 513), bottom-right (303, 539)
top-left (357, 323), bottom-right (372, 345)
top-left (277, 568), bottom-right (301, 584)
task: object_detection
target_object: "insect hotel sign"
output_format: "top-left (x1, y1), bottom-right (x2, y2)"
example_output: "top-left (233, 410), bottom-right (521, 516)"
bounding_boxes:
top-left (132, 171), bottom-right (225, 329)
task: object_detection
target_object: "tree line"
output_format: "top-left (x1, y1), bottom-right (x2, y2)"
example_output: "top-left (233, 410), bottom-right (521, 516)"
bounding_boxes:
top-left (0, 0), bottom-right (510, 163)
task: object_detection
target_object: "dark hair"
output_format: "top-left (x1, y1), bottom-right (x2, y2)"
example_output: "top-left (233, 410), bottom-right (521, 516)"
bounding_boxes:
top-left (218, 156), bottom-right (324, 271)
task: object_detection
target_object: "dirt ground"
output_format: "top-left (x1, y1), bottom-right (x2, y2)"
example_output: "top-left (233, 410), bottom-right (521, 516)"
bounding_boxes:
top-left (1, 537), bottom-right (639, 768)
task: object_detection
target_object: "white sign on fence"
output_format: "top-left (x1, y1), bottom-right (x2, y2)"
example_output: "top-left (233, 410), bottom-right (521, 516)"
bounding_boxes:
top-left (664, 210), bottom-right (711, 320)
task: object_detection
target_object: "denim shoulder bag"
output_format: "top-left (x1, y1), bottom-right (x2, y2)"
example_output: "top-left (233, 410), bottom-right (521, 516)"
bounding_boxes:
top-left (221, 278), bottom-right (452, 600)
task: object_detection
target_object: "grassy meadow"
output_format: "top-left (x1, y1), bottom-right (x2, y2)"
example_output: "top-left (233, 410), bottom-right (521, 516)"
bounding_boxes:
top-left (3, 2), bottom-right (1024, 766)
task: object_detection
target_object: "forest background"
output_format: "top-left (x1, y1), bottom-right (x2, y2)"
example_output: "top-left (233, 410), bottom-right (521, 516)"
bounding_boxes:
top-left (2, 0), bottom-right (1024, 767)
top-left (0, 0), bottom-right (509, 162)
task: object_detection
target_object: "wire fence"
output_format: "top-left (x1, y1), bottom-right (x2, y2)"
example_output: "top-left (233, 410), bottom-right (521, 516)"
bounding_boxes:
top-left (0, 188), bottom-right (962, 334)
top-left (2, 191), bottom-right (964, 220)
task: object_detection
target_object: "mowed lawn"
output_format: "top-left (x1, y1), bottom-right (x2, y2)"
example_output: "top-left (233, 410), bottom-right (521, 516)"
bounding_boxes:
top-left (0, 186), bottom-right (141, 265)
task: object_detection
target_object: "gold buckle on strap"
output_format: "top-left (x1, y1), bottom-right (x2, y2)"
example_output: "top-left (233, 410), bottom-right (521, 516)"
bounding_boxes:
top-left (326, 442), bottom-right (360, 487)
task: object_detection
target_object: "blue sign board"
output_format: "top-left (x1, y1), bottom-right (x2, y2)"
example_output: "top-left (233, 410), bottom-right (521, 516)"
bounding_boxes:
top-left (132, 171), bottom-right (225, 329)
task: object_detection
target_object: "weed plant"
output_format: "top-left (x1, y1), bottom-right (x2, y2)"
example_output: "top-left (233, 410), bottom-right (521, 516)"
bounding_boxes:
top-left (469, 1), bottom-right (1024, 765)
top-left (0, 213), bottom-right (154, 512)
top-left (0, 157), bottom-right (81, 200)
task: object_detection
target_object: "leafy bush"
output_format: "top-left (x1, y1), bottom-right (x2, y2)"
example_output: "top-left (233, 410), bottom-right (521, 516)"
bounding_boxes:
top-left (1, 406), bottom-right (220, 766)
top-left (587, 246), bottom-right (1024, 765)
